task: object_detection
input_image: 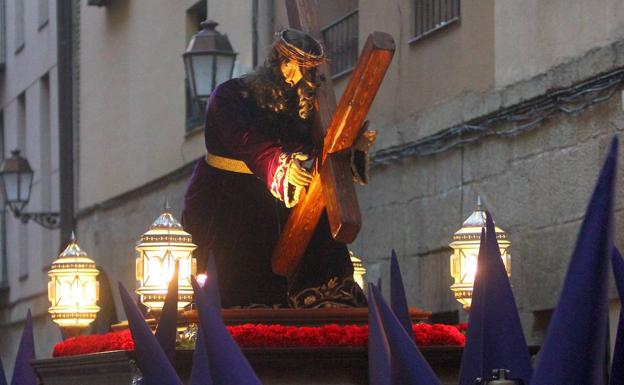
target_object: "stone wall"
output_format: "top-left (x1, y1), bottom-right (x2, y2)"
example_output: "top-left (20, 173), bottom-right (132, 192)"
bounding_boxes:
top-left (352, 70), bottom-right (624, 345)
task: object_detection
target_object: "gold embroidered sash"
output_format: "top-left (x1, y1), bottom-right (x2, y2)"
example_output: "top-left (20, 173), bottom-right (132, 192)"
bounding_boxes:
top-left (205, 152), bottom-right (253, 174)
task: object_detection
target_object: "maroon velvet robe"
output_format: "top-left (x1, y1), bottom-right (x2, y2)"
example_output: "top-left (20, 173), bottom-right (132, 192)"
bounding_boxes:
top-left (182, 78), bottom-right (365, 308)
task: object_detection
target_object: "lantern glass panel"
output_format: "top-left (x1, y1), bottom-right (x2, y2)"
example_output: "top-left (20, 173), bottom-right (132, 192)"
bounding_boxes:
top-left (2, 171), bottom-right (18, 203)
top-left (144, 249), bottom-right (174, 287)
top-left (215, 55), bottom-right (234, 87)
top-left (191, 54), bottom-right (215, 97)
top-left (184, 57), bottom-right (197, 99)
top-left (19, 171), bottom-right (33, 202)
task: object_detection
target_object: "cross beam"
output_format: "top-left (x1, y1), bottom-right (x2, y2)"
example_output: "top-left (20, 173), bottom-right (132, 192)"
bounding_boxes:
top-left (272, 1), bottom-right (395, 278)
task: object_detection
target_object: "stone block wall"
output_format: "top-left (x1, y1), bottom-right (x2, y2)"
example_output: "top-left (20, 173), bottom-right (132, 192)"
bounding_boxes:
top-left (352, 88), bottom-right (624, 345)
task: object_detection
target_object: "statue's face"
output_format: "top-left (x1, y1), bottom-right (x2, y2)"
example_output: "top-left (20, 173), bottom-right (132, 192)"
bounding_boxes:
top-left (280, 60), bottom-right (303, 87)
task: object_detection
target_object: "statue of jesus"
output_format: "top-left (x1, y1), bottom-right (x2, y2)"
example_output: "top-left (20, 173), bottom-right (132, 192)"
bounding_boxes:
top-left (182, 29), bottom-right (375, 309)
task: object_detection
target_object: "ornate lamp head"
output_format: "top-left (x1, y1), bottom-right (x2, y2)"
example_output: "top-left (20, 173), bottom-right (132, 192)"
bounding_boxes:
top-left (449, 197), bottom-right (511, 310)
top-left (48, 232), bottom-right (100, 336)
top-left (135, 201), bottom-right (197, 313)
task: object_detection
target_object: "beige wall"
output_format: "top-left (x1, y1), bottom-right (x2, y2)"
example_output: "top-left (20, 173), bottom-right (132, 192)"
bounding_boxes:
top-left (78, 0), bottom-right (206, 209)
top-left (494, 0), bottom-right (624, 88)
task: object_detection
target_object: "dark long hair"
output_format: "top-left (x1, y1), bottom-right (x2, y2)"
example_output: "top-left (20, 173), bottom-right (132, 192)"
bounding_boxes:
top-left (242, 31), bottom-right (321, 120)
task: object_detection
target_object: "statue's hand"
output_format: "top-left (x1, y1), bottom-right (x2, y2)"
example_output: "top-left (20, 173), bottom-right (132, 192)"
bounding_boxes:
top-left (352, 121), bottom-right (376, 185)
top-left (354, 126), bottom-right (377, 153)
top-left (287, 153), bottom-right (313, 188)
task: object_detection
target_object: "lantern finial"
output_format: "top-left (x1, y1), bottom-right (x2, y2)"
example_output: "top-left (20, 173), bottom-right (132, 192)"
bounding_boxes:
top-left (477, 195), bottom-right (482, 211)
top-left (201, 19), bottom-right (219, 31)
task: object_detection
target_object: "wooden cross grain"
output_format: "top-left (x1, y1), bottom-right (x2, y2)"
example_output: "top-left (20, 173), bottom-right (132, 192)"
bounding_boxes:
top-left (271, 0), bottom-right (395, 278)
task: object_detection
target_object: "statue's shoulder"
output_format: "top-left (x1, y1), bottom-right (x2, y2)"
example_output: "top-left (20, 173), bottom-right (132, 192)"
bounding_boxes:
top-left (212, 78), bottom-right (249, 101)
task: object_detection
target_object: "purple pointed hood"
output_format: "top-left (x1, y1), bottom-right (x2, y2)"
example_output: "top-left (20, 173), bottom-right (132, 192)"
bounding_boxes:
top-left (10, 310), bottom-right (36, 385)
top-left (118, 283), bottom-right (183, 385)
top-left (370, 285), bottom-right (442, 385)
top-left (191, 276), bottom-right (261, 385)
top-left (368, 283), bottom-right (391, 385)
top-left (458, 213), bottom-right (532, 385)
top-left (532, 136), bottom-right (618, 385)
top-left (390, 250), bottom-right (412, 337)
top-left (609, 247), bottom-right (624, 385)
top-left (155, 261), bottom-right (179, 362)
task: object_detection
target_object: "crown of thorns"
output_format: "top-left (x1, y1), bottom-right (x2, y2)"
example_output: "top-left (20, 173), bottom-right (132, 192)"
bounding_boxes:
top-left (274, 28), bottom-right (326, 68)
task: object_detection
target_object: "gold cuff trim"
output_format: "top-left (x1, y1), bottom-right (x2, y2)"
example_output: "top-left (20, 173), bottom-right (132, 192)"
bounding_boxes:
top-left (205, 152), bottom-right (253, 174)
top-left (271, 153), bottom-right (291, 200)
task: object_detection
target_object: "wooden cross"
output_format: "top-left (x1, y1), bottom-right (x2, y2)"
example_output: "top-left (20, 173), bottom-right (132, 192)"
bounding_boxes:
top-left (271, 0), bottom-right (395, 278)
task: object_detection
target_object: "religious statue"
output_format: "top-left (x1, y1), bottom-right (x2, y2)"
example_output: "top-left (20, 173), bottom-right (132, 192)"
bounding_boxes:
top-left (182, 29), bottom-right (376, 309)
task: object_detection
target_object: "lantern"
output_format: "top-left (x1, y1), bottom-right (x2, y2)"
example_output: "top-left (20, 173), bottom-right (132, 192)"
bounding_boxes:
top-left (0, 149), bottom-right (33, 215)
top-left (183, 20), bottom-right (237, 101)
top-left (349, 251), bottom-right (367, 289)
top-left (449, 197), bottom-right (511, 310)
top-left (135, 203), bottom-right (197, 313)
top-left (48, 232), bottom-right (100, 336)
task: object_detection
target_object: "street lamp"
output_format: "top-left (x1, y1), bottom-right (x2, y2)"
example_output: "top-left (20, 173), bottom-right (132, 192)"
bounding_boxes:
top-left (135, 201), bottom-right (197, 314)
top-left (0, 149), bottom-right (60, 229)
top-left (449, 197), bottom-right (511, 310)
top-left (48, 232), bottom-right (100, 336)
top-left (183, 20), bottom-right (237, 101)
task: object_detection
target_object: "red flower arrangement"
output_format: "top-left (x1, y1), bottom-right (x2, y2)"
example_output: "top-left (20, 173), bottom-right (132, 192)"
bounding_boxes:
top-left (53, 323), bottom-right (465, 357)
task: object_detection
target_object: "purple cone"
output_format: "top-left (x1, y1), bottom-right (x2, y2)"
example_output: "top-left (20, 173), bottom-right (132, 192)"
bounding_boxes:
top-left (155, 261), bottom-right (179, 363)
top-left (368, 283), bottom-right (391, 385)
top-left (370, 284), bottom-right (442, 385)
top-left (390, 249), bottom-right (412, 337)
top-left (532, 136), bottom-right (618, 385)
top-left (118, 282), bottom-right (183, 385)
top-left (191, 276), bottom-right (261, 385)
top-left (10, 310), bottom-right (36, 385)
top-left (458, 213), bottom-right (532, 385)
top-left (610, 247), bottom-right (624, 385)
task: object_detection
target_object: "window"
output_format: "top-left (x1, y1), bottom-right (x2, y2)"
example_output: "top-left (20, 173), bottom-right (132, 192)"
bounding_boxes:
top-left (14, 0), bottom-right (24, 53)
top-left (38, 0), bottom-right (48, 30)
top-left (412, 0), bottom-right (460, 43)
top-left (185, 1), bottom-right (207, 132)
top-left (17, 91), bottom-right (25, 149)
top-left (0, 0), bottom-right (6, 70)
top-left (321, 9), bottom-right (358, 79)
top-left (16, 92), bottom-right (27, 280)
top-left (0, 111), bottom-right (6, 287)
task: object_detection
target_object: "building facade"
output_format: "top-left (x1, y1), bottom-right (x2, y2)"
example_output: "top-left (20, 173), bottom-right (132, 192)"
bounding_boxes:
top-left (2, 0), bottom-right (624, 371)
top-left (0, 0), bottom-right (61, 376)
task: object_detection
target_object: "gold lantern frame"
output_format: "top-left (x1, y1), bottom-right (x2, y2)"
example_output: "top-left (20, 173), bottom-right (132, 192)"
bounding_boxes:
top-left (349, 251), bottom-right (367, 289)
top-left (449, 198), bottom-right (511, 310)
top-left (48, 232), bottom-right (100, 336)
top-left (135, 204), bottom-right (197, 314)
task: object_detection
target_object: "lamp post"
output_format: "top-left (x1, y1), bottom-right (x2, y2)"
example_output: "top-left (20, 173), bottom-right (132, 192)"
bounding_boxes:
top-left (135, 202), bottom-right (197, 314)
top-left (0, 149), bottom-right (60, 229)
top-left (449, 197), bottom-right (511, 310)
top-left (48, 232), bottom-right (100, 336)
top-left (183, 20), bottom-right (237, 102)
